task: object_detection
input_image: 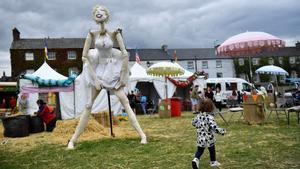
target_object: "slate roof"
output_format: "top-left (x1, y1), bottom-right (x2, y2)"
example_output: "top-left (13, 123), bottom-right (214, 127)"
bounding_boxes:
top-left (10, 38), bottom-right (86, 49)
top-left (128, 48), bottom-right (231, 61)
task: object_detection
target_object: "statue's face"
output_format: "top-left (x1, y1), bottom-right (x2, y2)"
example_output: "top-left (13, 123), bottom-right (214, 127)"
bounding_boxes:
top-left (93, 6), bottom-right (108, 23)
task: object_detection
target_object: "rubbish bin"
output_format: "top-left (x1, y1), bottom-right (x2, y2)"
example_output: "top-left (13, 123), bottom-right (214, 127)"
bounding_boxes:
top-left (171, 97), bottom-right (182, 117)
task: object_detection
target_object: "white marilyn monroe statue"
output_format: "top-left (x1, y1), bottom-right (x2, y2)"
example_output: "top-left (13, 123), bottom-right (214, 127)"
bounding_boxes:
top-left (67, 5), bottom-right (147, 149)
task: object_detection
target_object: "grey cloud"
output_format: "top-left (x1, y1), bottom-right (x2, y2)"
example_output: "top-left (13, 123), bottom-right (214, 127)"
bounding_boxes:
top-left (0, 0), bottom-right (299, 51)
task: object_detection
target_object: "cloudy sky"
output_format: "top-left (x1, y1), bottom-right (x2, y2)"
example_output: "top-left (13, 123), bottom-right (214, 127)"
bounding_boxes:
top-left (0, 0), bottom-right (300, 76)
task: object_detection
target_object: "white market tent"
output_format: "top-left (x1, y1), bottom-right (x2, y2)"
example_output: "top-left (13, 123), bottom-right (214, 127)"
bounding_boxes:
top-left (19, 62), bottom-right (74, 118)
top-left (129, 62), bottom-right (176, 99)
top-left (129, 62), bottom-right (202, 99)
top-left (20, 62), bottom-right (122, 120)
top-left (32, 62), bottom-right (67, 80)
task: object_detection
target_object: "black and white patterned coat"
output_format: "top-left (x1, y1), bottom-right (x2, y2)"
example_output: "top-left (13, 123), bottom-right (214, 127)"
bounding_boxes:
top-left (192, 112), bottom-right (225, 147)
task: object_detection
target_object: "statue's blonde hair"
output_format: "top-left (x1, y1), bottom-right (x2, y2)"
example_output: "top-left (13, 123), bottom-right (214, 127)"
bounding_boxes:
top-left (92, 5), bottom-right (110, 24)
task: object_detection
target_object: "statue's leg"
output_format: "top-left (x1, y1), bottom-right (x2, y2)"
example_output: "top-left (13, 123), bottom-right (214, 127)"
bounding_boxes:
top-left (67, 87), bottom-right (100, 149)
top-left (114, 88), bottom-right (147, 144)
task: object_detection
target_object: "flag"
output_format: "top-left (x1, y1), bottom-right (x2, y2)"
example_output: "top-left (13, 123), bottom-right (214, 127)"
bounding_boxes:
top-left (173, 50), bottom-right (178, 62)
top-left (135, 49), bottom-right (141, 64)
top-left (44, 39), bottom-right (48, 60)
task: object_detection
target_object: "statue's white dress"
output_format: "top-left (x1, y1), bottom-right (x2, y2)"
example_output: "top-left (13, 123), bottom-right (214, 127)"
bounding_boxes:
top-left (82, 33), bottom-right (124, 89)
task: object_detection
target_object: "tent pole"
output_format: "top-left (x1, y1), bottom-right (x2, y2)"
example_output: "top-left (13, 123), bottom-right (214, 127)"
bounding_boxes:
top-left (248, 56), bottom-right (253, 83)
top-left (73, 82), bottom-right (76, 118)
top-left (274, 74), bottom-right (278, 107)
top-left (107, 90), bottom-right (115, 137)
top-left (165, 77), bottom-right (168, 100)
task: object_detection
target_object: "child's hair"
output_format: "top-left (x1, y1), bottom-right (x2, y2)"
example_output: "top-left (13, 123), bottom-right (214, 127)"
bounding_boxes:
top-left (199, 98), bottom-right (214, 113)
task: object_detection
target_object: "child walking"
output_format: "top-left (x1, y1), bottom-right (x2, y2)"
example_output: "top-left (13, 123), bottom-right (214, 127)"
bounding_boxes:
top-left (191, 99), bottom-right (226, 168)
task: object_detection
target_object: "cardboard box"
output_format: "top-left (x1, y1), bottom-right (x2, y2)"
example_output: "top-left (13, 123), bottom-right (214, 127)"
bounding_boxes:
top-left (158, 99), bottom-right (171, 118)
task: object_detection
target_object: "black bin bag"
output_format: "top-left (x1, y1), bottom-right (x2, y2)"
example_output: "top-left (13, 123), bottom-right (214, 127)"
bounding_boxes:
top-left (2, 115), bottom-right (30, 137)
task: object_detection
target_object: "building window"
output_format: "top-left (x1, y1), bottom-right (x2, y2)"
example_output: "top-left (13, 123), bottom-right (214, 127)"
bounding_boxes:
top-left (202, 61), bottom-right (208, 69)
top-left (216, 72), bottom-right (223, 78)
top-left (187, 61), bottom-right (194, 70)
top-left (289, 57), bottom-right (296, 64)
top-left (278, 57), bottom-right (283, 64)
top-left (68, 67), bottom-right (79, 76)
top-left (216, 60), bottom-right (222, 68)
top-left (253, 74), bottom-right (260, 83)
top-left (48, 52), bottom-right (56, 60)
top-left (68, 51), bottom-right (77, 60)
top-left (279, 76), bottom-right (285, 83)
top-left (26, 69), bottom-right (34, 74)
top-left (268, 58), bottom-right (274, 65)
top-left (238, 58), bottom-right (244, 66)
top-left (239, 73), bottom-right (246, 80)
top-left (252, 58), bottom-right (259, 65)
top-left (291, 71), bottom-right (298, 78)
top-left (25, 52), bottom-right (34, 61)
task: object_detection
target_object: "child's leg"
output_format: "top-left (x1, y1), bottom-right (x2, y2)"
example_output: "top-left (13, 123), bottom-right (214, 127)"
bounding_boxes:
top-left (208, 145), bottom-right (216, 161)
top-left (195, 146), bottom-right (205, 159)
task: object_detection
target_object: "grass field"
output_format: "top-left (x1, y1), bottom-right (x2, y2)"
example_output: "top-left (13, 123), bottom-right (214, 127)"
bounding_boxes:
top-left (0, 111), bottom-right (299, 169)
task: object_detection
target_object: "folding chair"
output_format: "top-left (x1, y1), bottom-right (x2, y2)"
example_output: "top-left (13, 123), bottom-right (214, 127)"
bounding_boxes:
top-left (267, 98), bottom-right (288, 123)
top-left (228, 107), bottom-right (244, 123)
top-left (214, 111), bottom-right (229, 125)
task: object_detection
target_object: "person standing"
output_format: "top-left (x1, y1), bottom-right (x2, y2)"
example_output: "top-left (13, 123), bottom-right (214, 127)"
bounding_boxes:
top-left (36, 99), bottom-right (57, 132)
top-left (191, 99), bottom-right (226, 169)
top-left (214, 88), bottom-right (222, 112)
top-left (18, 93), bottom-right (29, 114)
top-left (190, 85), bottom-right (199, 114)
top-left (205, 86), bottom-right (214, 101)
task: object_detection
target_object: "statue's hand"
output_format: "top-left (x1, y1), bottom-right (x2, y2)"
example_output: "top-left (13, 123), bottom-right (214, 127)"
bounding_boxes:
top-left (121, 51), bottom-right (128, 58)
top-left (116, 28), bottom-right (122, 34)
top-left (82, 57), bottom-right (88, 63)
top-left (94, 78), bottom-right (102, 91)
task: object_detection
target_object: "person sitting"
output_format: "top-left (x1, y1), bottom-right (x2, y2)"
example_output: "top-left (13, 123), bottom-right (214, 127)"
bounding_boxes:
top-left (35, 99), bottom-right (57, 132)
top-left (17, 93), bottom-right (29, 115)
top-left (146, 99), bottom-right (155, 113)
top-left (127, 91), bottom-right (137, 113)
top-left (9, 96), bottom-right (17, 112)
top-left (228, 89), bottom-right (238, 108)
top-left (0, 98), bottom-right (7, 109)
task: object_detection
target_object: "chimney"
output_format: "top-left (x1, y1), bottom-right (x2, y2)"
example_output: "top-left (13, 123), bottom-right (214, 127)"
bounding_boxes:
top-left (161, 44), bottom-right (168, 52)
top-left (12, 27), bottom-right (20, 41)
top-left (296, 41), bottom-right (300, 48)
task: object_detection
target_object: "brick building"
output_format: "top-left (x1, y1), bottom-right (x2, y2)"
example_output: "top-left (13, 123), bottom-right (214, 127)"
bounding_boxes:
top-left (10, 28), bottom-right (83, 78)
top-left (9, 28), bottom-right (300, 84)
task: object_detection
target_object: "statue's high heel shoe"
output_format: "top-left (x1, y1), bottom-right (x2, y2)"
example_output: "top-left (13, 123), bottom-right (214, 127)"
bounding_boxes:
top-left (67, 140), bottom-right (75, 150)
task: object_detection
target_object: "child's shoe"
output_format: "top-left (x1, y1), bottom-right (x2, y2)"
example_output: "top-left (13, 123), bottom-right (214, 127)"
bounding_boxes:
top-left (192, 158), bottom-right (199, 169)
top-left (210, 161), bottom-right (221, 167)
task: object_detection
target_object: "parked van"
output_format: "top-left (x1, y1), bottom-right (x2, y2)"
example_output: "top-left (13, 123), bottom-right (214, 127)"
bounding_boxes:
top-left (198, 78), bottom-right (253, 105)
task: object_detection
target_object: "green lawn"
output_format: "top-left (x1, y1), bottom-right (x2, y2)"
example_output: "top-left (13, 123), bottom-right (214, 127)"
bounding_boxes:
top-left (0, 112), bottom-right (299, 169)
